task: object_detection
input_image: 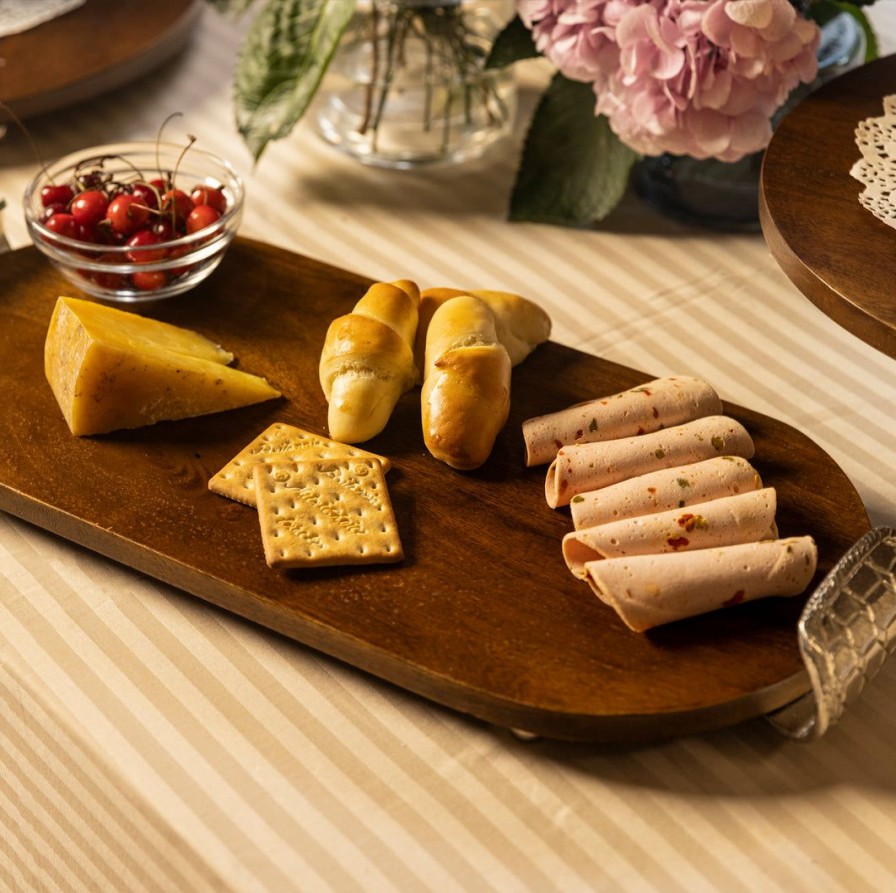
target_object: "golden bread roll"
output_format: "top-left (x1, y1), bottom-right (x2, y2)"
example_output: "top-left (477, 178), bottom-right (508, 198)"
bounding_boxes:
top-left (319, 279), bottom-right (420, 443)
top-left (414, 287), bottom-right (551, 373)
top-left (421, 295), bottom-right (511, 470)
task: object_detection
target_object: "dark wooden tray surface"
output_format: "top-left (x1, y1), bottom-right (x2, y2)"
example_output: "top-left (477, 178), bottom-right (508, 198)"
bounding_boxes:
top-left (760, 54), bottom-right (896, 359)
top-left (0, 238), bottom-right (870, 743)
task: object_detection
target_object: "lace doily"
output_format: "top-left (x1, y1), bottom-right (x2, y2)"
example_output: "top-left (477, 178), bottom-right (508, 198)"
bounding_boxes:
top-left (851, 95), bottom-right (896, 228)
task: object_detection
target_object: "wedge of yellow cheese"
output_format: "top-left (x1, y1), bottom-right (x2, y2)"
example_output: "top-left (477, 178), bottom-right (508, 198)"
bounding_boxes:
top-left (45, 296), bottom-right (281, 435)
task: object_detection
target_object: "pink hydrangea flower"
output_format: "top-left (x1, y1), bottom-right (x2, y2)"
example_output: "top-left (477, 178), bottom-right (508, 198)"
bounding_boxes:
top-left (518, 0), bottom-right (820, 161)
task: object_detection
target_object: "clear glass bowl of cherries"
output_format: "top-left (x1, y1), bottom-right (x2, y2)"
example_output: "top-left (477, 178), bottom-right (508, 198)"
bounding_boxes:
top-left (24, 141), bottom-right (244, 302)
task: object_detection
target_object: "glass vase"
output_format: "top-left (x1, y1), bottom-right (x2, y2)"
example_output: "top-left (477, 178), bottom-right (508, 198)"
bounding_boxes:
top-left (314, 0), bottom-right (516, 169)
top-left (633, 12), bottom-right (866, 231)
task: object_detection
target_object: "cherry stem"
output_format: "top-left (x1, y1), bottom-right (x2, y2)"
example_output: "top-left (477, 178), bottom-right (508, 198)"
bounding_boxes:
top-left (0, 101), bottom-right (51, 183)
top-left (155, 111), bottom-right (184, 175)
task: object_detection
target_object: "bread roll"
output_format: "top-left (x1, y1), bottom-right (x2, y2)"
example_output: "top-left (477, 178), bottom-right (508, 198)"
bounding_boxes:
top-left (319, 279), bottom-right (420, 443)
top-left (414, 287), bottom-right (551, 373)
top-left (421, 295), bottom-right (511, 470)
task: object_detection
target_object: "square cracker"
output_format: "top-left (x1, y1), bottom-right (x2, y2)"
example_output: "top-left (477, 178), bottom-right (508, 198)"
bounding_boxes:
top-left (253, 458), bottom-right (403, 569)
top-left (209, 422), bottom-right (391, 507)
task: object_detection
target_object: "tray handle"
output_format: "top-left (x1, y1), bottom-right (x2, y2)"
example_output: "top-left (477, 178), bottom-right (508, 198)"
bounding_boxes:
top-left (766, 526), bottom-right (896, 740)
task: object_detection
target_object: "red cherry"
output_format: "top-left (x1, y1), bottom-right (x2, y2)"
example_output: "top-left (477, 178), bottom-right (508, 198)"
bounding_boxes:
top-left (161, 189), bottom-right (194, 226)
top-left (76, 222), bottom-right (100, 244)
top-left (40, 183), bottom-right (74, 208)
top-left (131, 182), bottom-right (160, 211)
top-left (44, 212), bottom-right (78, 238)
top-left (106, 193), bottom-right (150, 235)
top-left (186, 204), bottom-right (221, 235)
top-left (190, 185), bottom-right (227, 214)
top-left (125, 229), bottom-right (166, 263)
top-left (149, 177), bottom-right (169, 194)
top-left (152, 217), bottom-right (176, 242)
top-left (131, 270), bottom-right (168, 291)
top-left (90, 253), bottom-right (127, 289)
top-left (93, 219), bottom-right (125, 245)
top-left (70, 190), bottom-right (109, 227)
top-left (42, 202), bottom-right (67, 221)
top-left (166, 244), bottom-right (195, 277)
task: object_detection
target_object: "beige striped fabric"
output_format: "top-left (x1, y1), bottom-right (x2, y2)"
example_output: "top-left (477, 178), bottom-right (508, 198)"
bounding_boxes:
top-left (2, 3), bottom-right (896, 891)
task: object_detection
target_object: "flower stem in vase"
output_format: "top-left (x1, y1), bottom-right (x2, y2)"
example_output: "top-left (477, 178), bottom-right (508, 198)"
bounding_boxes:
top-left (316, 0), bottom-right (516, 169)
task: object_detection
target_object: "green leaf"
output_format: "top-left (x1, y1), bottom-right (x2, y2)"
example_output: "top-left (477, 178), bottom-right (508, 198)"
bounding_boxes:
top-left (509, 74), bottom-right (639, 226)
top-left (485, 15), bottom-right (537, 69)
top-left (234, 0), bottom-right (355, 162)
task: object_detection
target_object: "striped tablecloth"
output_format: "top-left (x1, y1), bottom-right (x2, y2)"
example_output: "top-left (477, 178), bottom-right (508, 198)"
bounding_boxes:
top-left (2, 4), bottom-right (896, 891)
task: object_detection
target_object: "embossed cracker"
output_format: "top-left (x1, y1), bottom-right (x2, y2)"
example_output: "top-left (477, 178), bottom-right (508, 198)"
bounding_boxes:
top-left (253, 458), bottom-right (403, 569)
top-left (209, 422), bottom-right (391, 507)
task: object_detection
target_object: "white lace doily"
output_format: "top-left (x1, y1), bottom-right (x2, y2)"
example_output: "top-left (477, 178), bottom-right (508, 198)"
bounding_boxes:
top-left (0, 0), bottom-right (84, 38)
top-left (851, 95), bottom-right (896, 229)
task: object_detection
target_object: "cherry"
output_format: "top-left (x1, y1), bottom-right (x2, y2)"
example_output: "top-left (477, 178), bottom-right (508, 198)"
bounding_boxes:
top-left (40, 183), bottom-right (74, 208)
top-left (131, 270), bottom-right (168, 291)
top-left (90, 253), bottom-right (127, 289)
top-left (152, 217), bottom-right (176, 241)
top-left (166, 244), bottom-right (194, 277)
top-left (76, 222), bottom-right (100, 244)
top-left (131, 182), bottom-right (159, 211)
top-left (190, 185), bottom-right (226, 214)
top-left (105, 193), bottom-right (150, 235)
top-left (186, 204), bottom-right (221, 235)
top-left (161, 189), bottom-right (194, 227)
top-left (93, 219), bottom-right (125, 245)
top-left (125, 229), bottom-right (166, 263)
top-left (70, 189), bottom-right (109, 227)
top-left (44, 212), bottom-right (78, 238)
top-left (42, 202), bottom-right (67, 221)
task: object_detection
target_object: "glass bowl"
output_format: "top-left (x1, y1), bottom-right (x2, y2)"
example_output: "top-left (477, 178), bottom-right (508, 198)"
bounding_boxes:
top-left (23, 141), bottom-right (244, 303)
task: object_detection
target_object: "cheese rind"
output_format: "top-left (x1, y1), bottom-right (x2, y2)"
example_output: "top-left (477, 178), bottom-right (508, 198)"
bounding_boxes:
top-left (45, 296), bottom-right (280, 435)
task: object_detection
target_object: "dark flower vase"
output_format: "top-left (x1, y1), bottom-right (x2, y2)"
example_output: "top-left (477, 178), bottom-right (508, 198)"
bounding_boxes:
top-left (633, 13), bottom-right (866, 231)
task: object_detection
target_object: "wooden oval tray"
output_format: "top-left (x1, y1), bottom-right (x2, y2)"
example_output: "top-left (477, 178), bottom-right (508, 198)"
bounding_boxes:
top-left (0, 0), bottom-right (201, 122)
top-left (0, 238), bottom-right (870, 743)
top-left (760, 54), bottom-right (896, 359)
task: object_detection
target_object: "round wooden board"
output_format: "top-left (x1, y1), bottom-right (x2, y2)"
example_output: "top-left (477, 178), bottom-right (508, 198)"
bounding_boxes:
top-left (0, 239), bottom-right (871, 743)
top-left (0, 0), bottom-right (202, 122)
top-left (760, 54), bottom-right (896, 359)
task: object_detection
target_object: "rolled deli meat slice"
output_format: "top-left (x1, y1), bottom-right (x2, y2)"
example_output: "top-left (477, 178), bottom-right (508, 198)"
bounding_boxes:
top-left (583, 536), bottom-right (818, 632)
top-left (569, 455), bottom-right (763, 530)
top-left (545, 416), bottom-right (754, 508)
top-left (562, 488), bottom-right (778, 578)
top-left (522, 376), bottom-right (723, 467)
